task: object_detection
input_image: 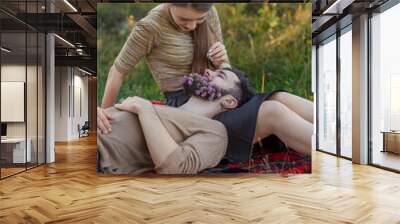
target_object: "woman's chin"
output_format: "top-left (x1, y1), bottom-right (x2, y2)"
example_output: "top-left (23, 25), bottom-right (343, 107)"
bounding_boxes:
top-left (179, 27), bottom-right (193, 33)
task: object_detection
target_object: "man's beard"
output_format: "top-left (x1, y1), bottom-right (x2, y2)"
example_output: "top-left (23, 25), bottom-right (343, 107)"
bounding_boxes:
top-left (182, 73), bottom-right (222, 101)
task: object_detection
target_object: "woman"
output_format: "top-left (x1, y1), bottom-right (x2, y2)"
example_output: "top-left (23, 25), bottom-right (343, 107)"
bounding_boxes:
top-left (99, 2), bottom-right (229, 125)
top-left (98, 3), bottom-right (313, 164)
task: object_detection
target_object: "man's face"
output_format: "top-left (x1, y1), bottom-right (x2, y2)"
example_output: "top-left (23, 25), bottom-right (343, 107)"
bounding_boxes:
top-left (170, 6), bottom-right (208, 32)
top-left (204, 69), bottom-right (239, 92)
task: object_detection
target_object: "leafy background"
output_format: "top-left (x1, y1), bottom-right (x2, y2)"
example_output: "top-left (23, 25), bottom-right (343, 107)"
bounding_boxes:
top-left (97, 3), bottom-right (312, 104)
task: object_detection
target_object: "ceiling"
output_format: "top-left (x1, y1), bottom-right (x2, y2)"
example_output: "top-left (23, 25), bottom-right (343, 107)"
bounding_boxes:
top-left (0, 0), bottom-right (97, 75)
top-left (312, 0), bottom-right (391, 43)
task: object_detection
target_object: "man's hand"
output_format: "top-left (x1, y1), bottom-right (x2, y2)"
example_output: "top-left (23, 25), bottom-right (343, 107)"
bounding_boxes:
top-left (97, 107), bottom-right (114, 134)
top-left (114, 96), bottom-right (153, 114)
top-left (207, 41), bottom-right (228, 68)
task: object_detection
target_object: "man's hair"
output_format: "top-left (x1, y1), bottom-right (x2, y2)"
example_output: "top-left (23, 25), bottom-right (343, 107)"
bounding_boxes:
top-left (221, 68), bottom-right (256, 106)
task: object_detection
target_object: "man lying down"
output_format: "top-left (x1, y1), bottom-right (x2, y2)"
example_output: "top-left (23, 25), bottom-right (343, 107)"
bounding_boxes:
top-left (97, 68), bottom-right (254, 174)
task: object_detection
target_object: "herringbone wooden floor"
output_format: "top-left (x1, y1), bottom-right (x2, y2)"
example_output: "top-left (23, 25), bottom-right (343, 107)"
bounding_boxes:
top-left (0, 135), bottom-right (399, 224)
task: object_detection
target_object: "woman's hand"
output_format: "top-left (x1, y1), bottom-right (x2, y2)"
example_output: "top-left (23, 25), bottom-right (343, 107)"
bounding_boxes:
top-left (97, 107), bottom-right (114, 134)
top-left (207, 41), bottom-right (228, 68)
top-left (114, 96), bottom-right (153, 114)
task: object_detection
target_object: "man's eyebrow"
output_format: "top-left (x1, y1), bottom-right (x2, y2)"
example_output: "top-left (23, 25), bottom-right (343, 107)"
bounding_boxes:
top-left (220, 70), bottom-right (228, 79)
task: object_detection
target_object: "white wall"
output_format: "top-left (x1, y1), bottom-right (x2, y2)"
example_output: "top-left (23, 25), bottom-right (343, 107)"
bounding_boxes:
top-left (54, 67), bottom-right (89, 141)
top-left (1, 63), bottom-right (46, 164)
top-left (55, 66), bottom-right (69, 141)
top-left (1, 65), bottom-right (39, 137)
top-left (1, 65), bottom-right (26, 133)
top-left (75, 71), bottom-right (89, 139)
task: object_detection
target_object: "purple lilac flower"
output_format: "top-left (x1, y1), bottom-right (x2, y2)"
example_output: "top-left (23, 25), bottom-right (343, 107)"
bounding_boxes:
top-left (207, 85), bottom-right (214, 94)
top-left (183, 73), bottom-right (223, 101)
top-left (183, 75), bottom-right (194, 86)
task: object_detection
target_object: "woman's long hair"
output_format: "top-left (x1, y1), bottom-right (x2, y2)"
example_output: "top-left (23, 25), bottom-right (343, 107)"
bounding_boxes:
top-left (172, 3), bottom-right (215, 74)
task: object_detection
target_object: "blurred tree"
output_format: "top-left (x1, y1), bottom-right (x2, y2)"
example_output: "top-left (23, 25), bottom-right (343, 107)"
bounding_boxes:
top-left (97, 3), bottom-right (312, 104)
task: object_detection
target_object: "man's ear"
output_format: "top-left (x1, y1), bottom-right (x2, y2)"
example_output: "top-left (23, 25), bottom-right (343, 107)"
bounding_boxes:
top-left (221, 95), bottom-right (238, 110)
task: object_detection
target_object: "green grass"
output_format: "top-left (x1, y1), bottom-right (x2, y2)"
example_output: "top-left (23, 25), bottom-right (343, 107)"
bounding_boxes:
top-left (97, 3), bottom-right (312, 104)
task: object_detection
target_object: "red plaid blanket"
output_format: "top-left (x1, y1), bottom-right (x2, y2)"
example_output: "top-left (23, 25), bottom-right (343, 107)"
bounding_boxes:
top-left (202, 147), bottom-right (311, 174)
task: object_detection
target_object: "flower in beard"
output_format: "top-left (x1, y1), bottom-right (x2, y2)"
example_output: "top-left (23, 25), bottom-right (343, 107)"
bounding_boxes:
top-left (182, 75), bottom-right (194, 86)
top-left (182, 73), bottom-right (222, 101)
